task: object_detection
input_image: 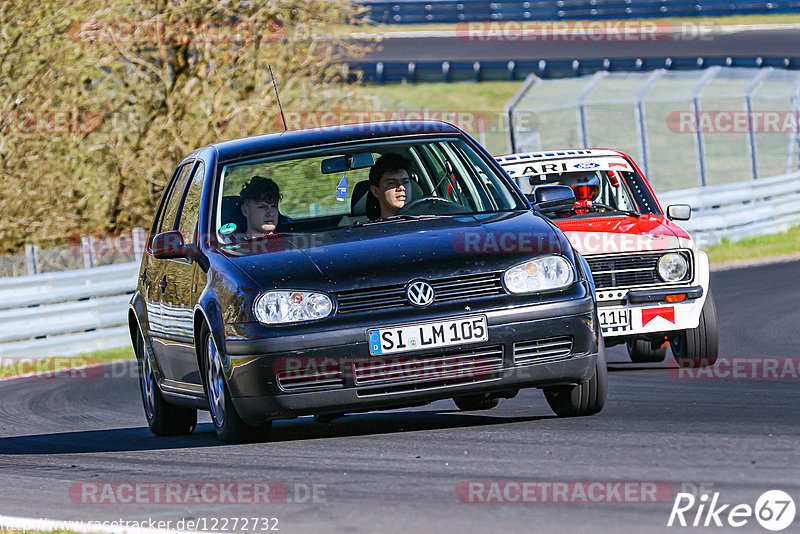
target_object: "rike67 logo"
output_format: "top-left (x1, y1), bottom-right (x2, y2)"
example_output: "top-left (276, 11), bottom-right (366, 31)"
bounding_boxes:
top-left (668, 490), bottom-right (796, 531)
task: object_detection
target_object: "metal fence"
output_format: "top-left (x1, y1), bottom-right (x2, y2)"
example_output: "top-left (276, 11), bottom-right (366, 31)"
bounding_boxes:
top-left (0, 228), bottom-right (147, 278)
top-left (359, 0), bottom-right (800, 24)
top-left (0, 229), bottom-right (146, 359)
top-left (346, 57), bottom-right (800, 84)
top-left (0, 262), bottom-right (138, 359)
top-left (506, 67), bottom-right (800, 193)
top-left (659, 170), bottom-right (800, 246)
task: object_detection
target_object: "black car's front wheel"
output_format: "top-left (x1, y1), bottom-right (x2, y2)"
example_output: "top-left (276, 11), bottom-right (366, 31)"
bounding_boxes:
top-left (135, 328), bottom-right (197, 436)
top-left (200, 327), bottom-right (271, 443)
top-left (543, 336), bottom-right (607, 417)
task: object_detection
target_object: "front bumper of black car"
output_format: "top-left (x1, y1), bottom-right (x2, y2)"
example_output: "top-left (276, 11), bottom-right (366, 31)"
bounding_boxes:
top-left (221, 288), bottom-right (599, 425)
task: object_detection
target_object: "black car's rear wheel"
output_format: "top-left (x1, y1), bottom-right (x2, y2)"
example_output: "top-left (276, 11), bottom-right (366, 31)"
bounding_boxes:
top-left (543, 336), bottom-right (607, 417)
top-left (200, 327), bottom-right (271, 443)
top-left (135, 328), bottom-right (196, 436)
top-left (626, 339), bottom-right (668, 363)
top-left (670, 289), bottom-right (719, 369)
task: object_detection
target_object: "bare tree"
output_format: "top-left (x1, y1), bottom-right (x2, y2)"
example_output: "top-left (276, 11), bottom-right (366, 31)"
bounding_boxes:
top-left (0, 0), bottom-right (372, 253)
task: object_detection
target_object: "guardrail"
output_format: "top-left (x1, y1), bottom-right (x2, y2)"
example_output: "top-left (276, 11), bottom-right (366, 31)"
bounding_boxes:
top-left (347, 57), bottom-right (800, 83)
top-left (359, 0), bottom-right (800, 24)
top-left (658, 171), bottom-right (800, 246)
top-left (0, 262), bottom-right (138, 359)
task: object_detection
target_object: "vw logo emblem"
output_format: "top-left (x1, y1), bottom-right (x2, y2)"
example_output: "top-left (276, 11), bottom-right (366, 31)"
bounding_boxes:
top-left (406, 280), bottom-right (435, 307)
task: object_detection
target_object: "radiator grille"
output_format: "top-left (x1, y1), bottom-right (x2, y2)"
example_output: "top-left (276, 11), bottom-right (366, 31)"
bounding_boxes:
top-left (514, 336), bottom-right (573, 365)
top-left (275, 366), bottom-right (344, 392)
top-left (586, 252), bottom-right (691, 290)
top-left (335, 272), bottom-right (504, 314)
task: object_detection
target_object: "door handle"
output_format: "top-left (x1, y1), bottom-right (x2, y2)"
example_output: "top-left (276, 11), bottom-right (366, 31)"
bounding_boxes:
top-left (158, 277), bottom-right (168, 292)
top-left (140, 272), bottom-right (148, 282)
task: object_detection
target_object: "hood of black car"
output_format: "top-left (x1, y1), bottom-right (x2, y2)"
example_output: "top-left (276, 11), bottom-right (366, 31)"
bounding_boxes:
top-left (224, 211), bottom-right (565, 292)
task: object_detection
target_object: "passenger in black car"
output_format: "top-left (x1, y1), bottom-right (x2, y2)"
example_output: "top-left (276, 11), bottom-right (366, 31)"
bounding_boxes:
top-left (239, 176), bottom-right (283, 237)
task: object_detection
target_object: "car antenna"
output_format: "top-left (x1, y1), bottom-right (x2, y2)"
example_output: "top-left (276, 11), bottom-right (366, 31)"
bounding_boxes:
top-left (269, 65), bottom-right (288, 131)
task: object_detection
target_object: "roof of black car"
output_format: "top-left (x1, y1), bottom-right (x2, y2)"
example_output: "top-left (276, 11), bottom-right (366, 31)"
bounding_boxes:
top-left (210, 120), bottom-right (463, 162)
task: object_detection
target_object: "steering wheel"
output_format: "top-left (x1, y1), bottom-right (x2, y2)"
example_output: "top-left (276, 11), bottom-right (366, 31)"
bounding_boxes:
top-left (397, 196), bottom-right (469, 216)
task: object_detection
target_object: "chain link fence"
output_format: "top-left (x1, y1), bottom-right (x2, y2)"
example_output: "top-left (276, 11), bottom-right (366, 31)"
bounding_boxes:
top-left (0, 228), bottom-right (146, 278)
top-left (506, 67), bottom-right (800, 194)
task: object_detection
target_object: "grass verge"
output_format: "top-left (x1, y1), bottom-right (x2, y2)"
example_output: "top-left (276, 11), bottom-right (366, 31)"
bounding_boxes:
top-left (705, 225), bottom-right (800, 264)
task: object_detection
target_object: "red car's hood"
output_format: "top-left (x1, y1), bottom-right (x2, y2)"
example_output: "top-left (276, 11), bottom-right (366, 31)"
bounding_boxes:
top-left (554, 215), bottom-right (691, 255)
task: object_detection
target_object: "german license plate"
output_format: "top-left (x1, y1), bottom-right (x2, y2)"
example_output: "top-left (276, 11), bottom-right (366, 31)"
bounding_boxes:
top-left (368, 315), bottom-right (488, 356)
top-left (599, 308), bottom-right (631, 330)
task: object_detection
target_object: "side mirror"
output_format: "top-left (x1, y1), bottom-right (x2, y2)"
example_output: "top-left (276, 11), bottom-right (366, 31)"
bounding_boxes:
top-left (151, 230), bottom-right (190, 259)
top-left (530, 185), bottom-right (576, 213)
top-left (666, 204), bottom-right (691, 221)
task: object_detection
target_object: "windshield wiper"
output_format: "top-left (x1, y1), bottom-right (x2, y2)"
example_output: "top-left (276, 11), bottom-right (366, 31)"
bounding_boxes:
top-left (590, 202), bottom-right (642, 218)
top-left (349, 214), bottom-right (441, 228)
top-left (219, 232), bottom-right (287, 247)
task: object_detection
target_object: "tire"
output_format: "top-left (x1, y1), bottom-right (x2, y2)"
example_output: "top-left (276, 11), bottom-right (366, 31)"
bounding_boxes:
top-left (544, 336), bottom-right (607, 417)
top-left (626, 339), bottom-right (668, 363)
top-left (135, 328), bottom-right (197, 436)
top-left (670, 289), bottom-right (719, 369)
top-left (453, 394), bottom-right (500, 411)
top-left (200, 327), bottom-right (271, 444)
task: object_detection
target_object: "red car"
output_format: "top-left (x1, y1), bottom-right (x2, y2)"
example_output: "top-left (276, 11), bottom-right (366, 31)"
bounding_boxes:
top-left (497, 149), bottom-right (718, 367)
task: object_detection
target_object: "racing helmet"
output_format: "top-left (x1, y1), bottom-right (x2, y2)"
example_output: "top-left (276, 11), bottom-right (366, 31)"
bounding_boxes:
top-left (567, 172), bottom-right (601, 213)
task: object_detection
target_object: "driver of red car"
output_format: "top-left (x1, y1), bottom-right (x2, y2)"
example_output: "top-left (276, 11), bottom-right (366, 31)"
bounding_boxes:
top-left (569, 172), bottom-right (601, 215)
top-left (369, 154), bottom-right (414, 219)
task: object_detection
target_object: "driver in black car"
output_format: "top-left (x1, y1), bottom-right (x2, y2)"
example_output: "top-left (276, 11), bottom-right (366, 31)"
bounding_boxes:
top-left (368, 153), bottom-right (414, 219)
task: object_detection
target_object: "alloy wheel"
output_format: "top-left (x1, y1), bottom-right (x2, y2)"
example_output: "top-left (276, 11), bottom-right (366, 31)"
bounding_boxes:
top-left (206, 335), bottom-right (226, 427)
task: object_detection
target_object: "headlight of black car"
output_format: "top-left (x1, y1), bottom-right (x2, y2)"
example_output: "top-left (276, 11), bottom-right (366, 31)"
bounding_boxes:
top-left (254, 290), bottom-right (334, 325)
top-left (503, 255), bottom-right (574, 294)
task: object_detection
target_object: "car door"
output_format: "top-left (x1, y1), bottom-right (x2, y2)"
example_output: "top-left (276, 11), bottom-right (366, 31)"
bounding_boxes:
top-left (160, 161), bottom-right (206, 386)
top-left (147, 161), bottom-right (194, 381)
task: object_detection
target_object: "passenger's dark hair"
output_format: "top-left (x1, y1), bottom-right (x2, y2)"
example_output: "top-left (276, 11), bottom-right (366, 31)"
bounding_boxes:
top-left (369, 153), bottom-right (413, 187)
top-left (240, 175), bottom-right (282, 203)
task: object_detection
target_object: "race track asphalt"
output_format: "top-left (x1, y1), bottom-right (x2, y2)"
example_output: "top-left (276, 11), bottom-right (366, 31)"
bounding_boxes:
top-left (359, 28), bottom-right (800, 62)
top-left (0, 260), bottom-right (798, 533)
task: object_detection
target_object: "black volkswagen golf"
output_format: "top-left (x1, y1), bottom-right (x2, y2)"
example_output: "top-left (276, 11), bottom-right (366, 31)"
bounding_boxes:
top-left (129, 121), bottom-right (606, 443)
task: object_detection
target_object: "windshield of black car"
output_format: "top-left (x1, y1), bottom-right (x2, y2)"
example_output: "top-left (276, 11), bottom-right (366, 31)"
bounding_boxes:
top-left (214, 138), bottom-right (524, 243)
